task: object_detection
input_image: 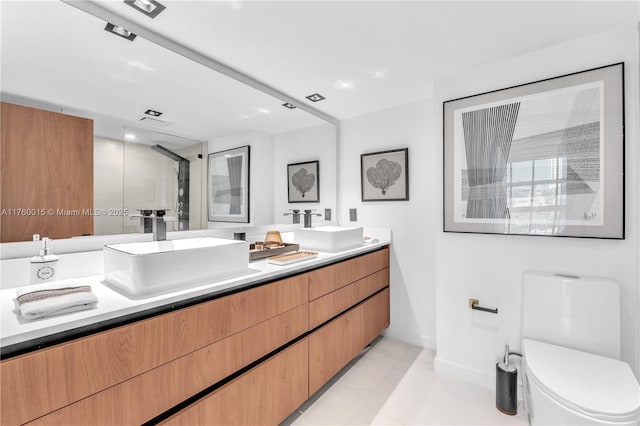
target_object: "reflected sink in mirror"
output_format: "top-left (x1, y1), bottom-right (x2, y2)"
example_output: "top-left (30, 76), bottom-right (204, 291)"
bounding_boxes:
top-left (294, 226), bottom-right (364, 252)
top-left (103, 237), bottom-right (249, 296)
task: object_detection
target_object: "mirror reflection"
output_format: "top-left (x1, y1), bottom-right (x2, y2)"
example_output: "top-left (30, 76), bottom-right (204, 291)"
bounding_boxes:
top-left (1, 0), bottom-right (336, 243)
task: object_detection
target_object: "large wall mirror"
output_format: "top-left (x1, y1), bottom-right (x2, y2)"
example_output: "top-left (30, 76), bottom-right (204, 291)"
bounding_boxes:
top-left (0, 0), bottom-right (337, 243)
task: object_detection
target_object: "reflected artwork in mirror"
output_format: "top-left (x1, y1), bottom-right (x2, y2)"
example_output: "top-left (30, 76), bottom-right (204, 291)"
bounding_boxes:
top-left (288, 160), bottom-right (320, 203)
top-left (208, 146), bottom-right (250, 223)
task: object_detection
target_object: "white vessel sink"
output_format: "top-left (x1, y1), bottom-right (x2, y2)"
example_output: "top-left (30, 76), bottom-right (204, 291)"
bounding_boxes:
top-left (294, 226), bottom-right (364, 252)
top-left (103, 237), bottom-right (249, 296)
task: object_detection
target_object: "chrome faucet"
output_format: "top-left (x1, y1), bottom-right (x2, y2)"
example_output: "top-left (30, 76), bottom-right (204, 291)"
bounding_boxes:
top-left (152, 209), bottom-right (167, 241)
top-left (283, 209), bottom-right (301, 224)
top-left (303, 209), bottom-right (322, 228)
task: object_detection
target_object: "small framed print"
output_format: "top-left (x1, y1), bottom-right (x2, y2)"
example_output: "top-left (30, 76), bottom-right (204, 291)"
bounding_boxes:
top-left (288, 160), bottom-right (319, 203)
top-left (361, 148), bottom-right (409, 201)
top-left (208, 145), bottom-right (250, 223)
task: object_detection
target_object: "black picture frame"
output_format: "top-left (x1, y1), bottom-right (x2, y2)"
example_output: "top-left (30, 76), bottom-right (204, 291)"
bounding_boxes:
top-left (287, 160), bottom-right (320, 203)
top-left (361, 148), bottom-right (409, 201)
top-left (208, 145), bottom-right (250, 223)
top-left (443, 63), bottom-right (624, 239)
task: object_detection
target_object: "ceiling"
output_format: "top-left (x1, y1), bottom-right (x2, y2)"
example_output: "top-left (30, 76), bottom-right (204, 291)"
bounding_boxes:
top-left (0, 0), bottom-right (325, 144)
top-left (94, 0), bottom-right (638, 119)
top-left (1, 1), bottom-right (637, 144)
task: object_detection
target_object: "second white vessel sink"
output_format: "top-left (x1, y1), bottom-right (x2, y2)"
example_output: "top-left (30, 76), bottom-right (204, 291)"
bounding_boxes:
top-left (294, 226), bottom-right (364, 252)
top-left (103, 237), bottom-right (249, 296)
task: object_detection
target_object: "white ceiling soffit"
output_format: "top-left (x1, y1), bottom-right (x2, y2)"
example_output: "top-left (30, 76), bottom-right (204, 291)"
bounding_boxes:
top-left (93, 0), bottom-right (638, 120)
top-left (0, 1), bottom-right (327, 144)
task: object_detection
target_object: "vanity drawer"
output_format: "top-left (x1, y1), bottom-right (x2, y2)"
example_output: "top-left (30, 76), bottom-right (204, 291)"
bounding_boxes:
top-left (27, 304), bottom-right (308, 426)
top-left (309, 268), bottom-right (389, 329)
top-left (308, 288), bottom-right (390, 395)
top-left (161, 338), bottom-right (309, 426)
top-left (308, 247), bottom-right (389, 300)
top-left (1, 274), bottom-right (308, 426)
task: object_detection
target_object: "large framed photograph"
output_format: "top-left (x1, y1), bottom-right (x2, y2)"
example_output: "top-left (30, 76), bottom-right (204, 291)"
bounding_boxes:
top-left (208, 145), bottom-right (250, 223)
top-left (361, 148), bottom-right (409, 201)
top-left (288, 160), bottom-right (319, 203)
top-left (443, 63), bottom-right (624, 239)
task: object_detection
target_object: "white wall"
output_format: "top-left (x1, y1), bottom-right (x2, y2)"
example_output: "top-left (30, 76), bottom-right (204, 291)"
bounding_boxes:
top-left (337, 26), bottom-right (639, 389)
top-left (433, 27), bottom-right (640, 388)
top-left (93, 137), bottom-right (124, 235)
top-left (208, 131), bottom-right (275, 226)
top-left (273, 123), bottom-right (337, 226)
top-left (338, 99), bottom-right (437, 348)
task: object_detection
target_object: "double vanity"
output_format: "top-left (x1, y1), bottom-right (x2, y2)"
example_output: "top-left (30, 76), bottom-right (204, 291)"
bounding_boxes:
top-left (0, 228), bottom-right (390, 425)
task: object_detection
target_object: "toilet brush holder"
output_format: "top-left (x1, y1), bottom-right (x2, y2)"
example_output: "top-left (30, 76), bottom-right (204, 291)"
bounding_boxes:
top-left (496, 344), bottom-right (518, 415)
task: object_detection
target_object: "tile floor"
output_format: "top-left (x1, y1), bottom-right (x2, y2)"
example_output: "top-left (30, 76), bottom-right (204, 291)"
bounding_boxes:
top-left (283, 336), bottom-right (528, 425)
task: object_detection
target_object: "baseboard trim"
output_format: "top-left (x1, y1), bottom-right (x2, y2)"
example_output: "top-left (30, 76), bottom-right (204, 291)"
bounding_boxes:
top-left (434, 357), bottom-right (494, 390)
top-left (382, 329), bottom-right (436, 350)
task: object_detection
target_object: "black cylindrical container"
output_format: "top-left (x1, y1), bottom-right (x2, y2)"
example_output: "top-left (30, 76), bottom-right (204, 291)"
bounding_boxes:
top-left (496, 362), bottom-right (517, 415)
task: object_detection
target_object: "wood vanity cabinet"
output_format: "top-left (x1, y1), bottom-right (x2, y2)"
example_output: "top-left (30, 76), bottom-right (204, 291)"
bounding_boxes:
top-left (309, 288), bottom-right (390, 395)
top-left (161, 339), bottom-right (310, 426)
top-left (0, 246), bottom-right (390, 426)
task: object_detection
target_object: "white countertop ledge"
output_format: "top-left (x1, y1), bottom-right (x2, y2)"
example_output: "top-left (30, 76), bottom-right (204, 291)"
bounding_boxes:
top-left (1, 241), bottom-right (389, 355)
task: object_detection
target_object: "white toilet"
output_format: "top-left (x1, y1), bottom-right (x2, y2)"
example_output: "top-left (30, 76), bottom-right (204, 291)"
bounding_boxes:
top-left (522, 271), bottom-right (640, 425)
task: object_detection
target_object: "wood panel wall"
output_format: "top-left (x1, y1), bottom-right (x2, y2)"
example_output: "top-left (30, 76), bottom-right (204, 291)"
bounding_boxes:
top-left (0, 102), bottom-right (93, 242)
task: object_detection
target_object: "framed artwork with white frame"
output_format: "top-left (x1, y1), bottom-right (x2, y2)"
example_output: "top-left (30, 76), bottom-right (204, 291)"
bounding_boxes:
top-left (443, 63), bottom-right (624, 239)
top-left (208, 145), bottom-right (250, 223)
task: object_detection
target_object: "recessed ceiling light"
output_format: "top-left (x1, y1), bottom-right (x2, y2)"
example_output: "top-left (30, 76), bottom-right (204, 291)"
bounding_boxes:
top-left (334, 80), bottom-right (354, 90)
top-left (256, 107), bottom-right (271, 114)
top-left (124, 133), bottom-right (137, 140)
top-left (104, 23), bottom-right (137, 41)
top-left (124, 0), bottom-right (166, 18)
top-left (306, 93), bottom-right (325, 102)
top-left (145, 109), bottom-right (163, 117)
top-left (282, 103), bottom-right (296, 110)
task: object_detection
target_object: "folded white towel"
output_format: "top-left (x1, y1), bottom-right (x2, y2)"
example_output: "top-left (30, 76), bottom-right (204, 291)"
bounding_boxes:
top-left (16, 279), bottom-right (86, 297)
top-left (16, 279), bottom-right (98, 320)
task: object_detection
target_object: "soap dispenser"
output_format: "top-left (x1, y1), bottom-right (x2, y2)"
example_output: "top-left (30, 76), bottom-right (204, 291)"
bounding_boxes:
top-left (30, 237), bottom-right (59, 284)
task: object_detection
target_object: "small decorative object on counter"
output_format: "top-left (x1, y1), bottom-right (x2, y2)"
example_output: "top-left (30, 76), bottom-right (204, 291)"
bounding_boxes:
top-left (267, 250), bottom-right (318, 266)
top-left (249, 242), bottom-right (300, 261)
top-left (264, 230), bottom-right (283, 245)
top-left (30, 237), bottom-right (59, 284)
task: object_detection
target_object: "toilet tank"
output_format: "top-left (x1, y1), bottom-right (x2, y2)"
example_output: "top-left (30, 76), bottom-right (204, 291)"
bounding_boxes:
top-left (522, 271), bottom-right (620, 359)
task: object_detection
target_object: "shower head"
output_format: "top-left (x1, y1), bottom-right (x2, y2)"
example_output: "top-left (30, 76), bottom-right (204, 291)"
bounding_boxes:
top-left (151, 144), bottom-right (189, 162)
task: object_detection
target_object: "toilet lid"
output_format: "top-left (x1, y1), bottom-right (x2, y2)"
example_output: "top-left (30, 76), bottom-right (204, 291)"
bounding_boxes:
top-left (524, 339), bottom-right (640, 421)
